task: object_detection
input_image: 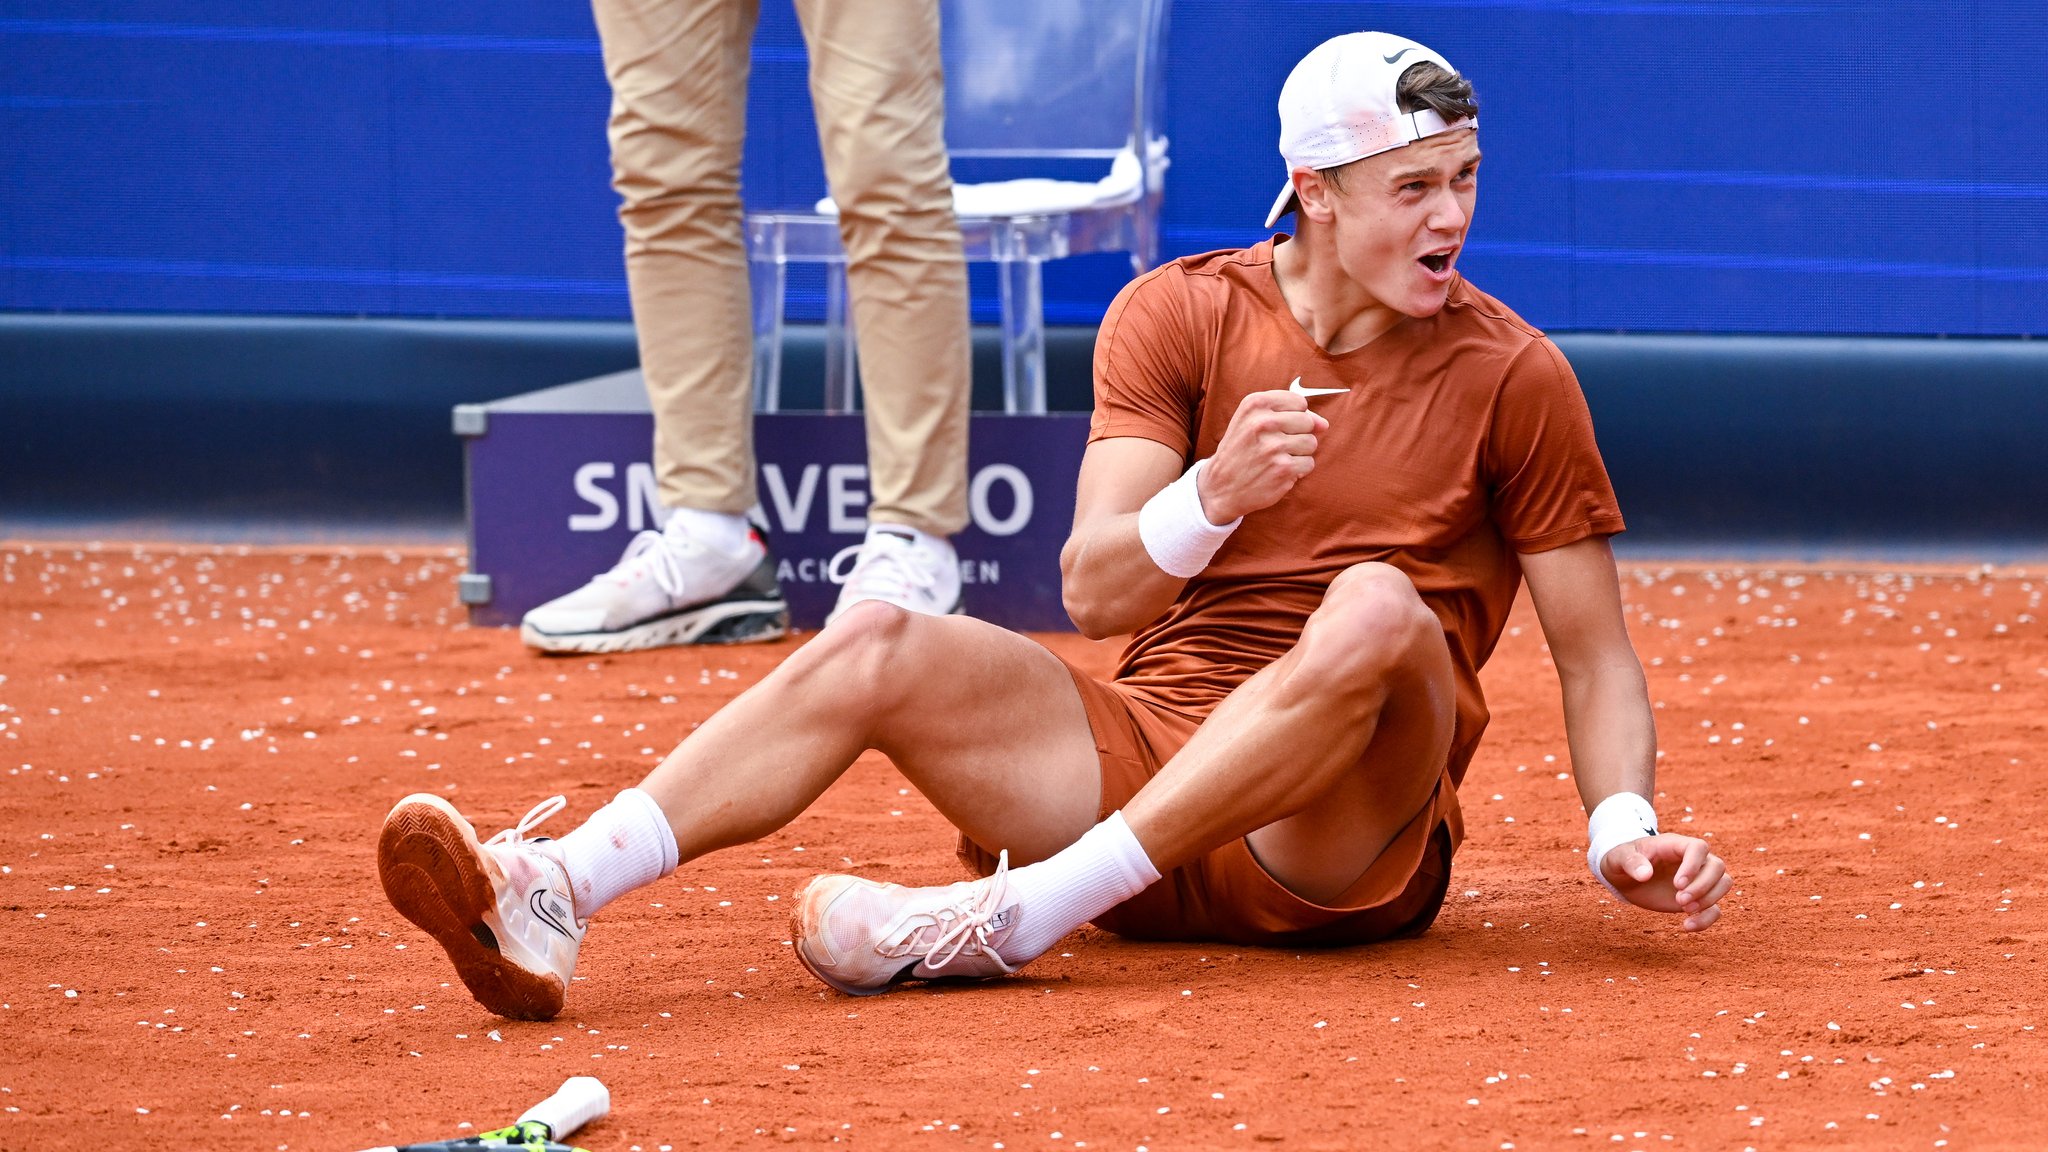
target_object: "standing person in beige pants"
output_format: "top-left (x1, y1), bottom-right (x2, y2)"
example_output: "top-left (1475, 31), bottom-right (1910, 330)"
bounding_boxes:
top-left (521, 0), bottom-right (973, 654)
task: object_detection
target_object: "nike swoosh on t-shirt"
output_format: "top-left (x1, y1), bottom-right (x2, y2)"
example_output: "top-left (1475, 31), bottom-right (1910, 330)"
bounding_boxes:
top-left (1288, 376), bottom-right (1350, 398)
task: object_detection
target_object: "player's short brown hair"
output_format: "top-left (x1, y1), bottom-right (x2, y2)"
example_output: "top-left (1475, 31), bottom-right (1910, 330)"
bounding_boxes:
top-left (1394, 60), bottom-right (1477, 125)
top-left (1320, 62), bottom-right (1478, 193)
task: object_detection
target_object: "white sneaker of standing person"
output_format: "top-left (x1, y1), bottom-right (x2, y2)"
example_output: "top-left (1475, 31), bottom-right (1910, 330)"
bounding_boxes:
top-left (520, 508), bottom-right (788, 653)
top-left (378, 794), bottom-right (585, 1021)
top-left (825, 523), bottom-right (963, 624)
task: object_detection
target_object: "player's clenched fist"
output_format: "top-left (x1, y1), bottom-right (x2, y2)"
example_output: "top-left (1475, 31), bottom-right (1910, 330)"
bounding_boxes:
top-left (1197, 389), bottom-right (1330, 523)
top-left (1600, 833), bottom-right (1731, 931)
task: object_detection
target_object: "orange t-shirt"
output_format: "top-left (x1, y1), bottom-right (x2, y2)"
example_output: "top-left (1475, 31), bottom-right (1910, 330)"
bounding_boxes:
top-left (1089, 237), bottom-right (1625, 787)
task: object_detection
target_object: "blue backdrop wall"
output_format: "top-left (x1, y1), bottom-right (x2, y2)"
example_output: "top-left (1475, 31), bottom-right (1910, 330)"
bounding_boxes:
top-left (4, 1), bottom-right (2044, 335)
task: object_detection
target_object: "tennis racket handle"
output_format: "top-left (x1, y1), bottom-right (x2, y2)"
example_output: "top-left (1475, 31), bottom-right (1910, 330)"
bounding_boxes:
top-left (517, 1076), bottom-right (609, 1140)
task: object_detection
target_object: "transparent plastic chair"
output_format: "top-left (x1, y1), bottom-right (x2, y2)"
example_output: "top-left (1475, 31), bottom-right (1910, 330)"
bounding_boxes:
top-left (746, 0), bottom-right (1170, 415)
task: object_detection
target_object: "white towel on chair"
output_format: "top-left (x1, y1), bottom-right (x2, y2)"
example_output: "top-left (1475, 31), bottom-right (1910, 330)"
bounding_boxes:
top-left (813, 145), bottom-right (1155, 220)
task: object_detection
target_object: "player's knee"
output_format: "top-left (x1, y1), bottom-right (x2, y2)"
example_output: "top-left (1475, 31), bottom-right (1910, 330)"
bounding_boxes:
top-left (1303, 564), bottom-right (1438, 680)
top-left (787, 599), bottom-right (920, 696)
top-left (1324, 563), bottom-right (1427, 623)
top-left (814, 597), bottom-right (915, 654)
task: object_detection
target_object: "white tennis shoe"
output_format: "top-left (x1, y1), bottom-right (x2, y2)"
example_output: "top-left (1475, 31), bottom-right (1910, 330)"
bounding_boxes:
top-left (378, 794), bottom-right (585, 1020)
top-left (521, 515), bottom-right (787, 653)
top-left (791, 852), bottom-right (1023, 995)
top-left (825, 523), bottom-right (963, 624)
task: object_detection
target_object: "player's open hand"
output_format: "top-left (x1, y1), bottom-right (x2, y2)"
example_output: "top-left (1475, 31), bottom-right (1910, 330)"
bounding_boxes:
top-left (1600, 832), bottom-right (1730, 931)
top-left (1199, 389), bottom-right (1330, 523)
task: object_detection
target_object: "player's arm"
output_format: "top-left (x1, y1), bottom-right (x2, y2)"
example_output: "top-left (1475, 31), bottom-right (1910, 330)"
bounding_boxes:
top-left (1061, 392), bottom-right (1327, 638)
top-left (1060, 437), bottom-right (1187, 638)
top-left (1519, 536), bottom-right (1731, 931)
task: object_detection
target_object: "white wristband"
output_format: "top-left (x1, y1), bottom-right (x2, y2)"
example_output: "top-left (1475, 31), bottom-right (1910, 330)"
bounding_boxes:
top-left (1586, 792), bottom-right (1658, 899)
top-left (1137, 459), bottom-right (1242, 579)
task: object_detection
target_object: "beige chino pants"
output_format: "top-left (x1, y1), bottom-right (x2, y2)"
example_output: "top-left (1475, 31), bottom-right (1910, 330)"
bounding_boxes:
top-left (590, 0), bottom-right (972, 537)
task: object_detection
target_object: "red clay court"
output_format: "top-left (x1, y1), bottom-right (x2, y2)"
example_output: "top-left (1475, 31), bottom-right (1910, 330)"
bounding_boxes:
top-left (2, 541), bottom-right (2042, 1150)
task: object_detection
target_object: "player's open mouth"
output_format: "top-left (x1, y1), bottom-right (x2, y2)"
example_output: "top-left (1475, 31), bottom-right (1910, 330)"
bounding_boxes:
top-left (1418, 250), bottom-right (1454, 274)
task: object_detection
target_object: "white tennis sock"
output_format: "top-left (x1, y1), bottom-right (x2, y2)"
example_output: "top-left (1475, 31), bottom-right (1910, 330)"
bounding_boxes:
top-left (555, 788), bottom-right (679, 920)
top-left (662, 505), bottom-right (751, 555)
top-left (997, 810), bottom-right (1163, 963)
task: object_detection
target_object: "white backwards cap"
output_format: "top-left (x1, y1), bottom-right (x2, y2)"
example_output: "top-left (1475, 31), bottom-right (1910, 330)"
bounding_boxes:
top-left (1264, 31), bottom-right (1477, 229)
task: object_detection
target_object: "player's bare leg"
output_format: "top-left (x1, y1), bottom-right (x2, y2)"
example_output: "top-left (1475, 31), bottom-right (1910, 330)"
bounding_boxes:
top-left (617, 602), bottom-right (1131, 994)
top-left (381, 601), bottom-right (1109, 1015)
top-left (786, 561), bottom-right (1455, 994)
top-left (631, 600), bottom-right (1104, 871)
top-left (384, 566), bottom-right (1450, 1009)
top-left (1122, 561), bottom-right (1456, 903)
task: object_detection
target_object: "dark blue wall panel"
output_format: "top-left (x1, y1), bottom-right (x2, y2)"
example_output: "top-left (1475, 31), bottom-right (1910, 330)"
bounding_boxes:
top-left (4, 1), bottom-right (2043, 333)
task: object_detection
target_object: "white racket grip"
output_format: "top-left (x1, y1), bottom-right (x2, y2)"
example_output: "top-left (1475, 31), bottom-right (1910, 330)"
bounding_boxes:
top-left (518, 1076), bottom-right (610, 1140)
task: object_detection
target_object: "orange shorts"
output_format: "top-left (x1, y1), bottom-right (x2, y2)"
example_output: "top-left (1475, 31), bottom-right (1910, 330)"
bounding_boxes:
top-left (958, 659), bottom-right (1463, 947)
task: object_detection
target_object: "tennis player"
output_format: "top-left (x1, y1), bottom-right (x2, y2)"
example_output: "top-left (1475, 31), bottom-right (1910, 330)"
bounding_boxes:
top-left (379, 31), bottom-right (1729, 1019)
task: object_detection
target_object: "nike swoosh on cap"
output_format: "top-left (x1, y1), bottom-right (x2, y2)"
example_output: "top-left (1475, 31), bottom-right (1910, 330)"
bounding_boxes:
top-left (1383, 47), bottom-right (1415, 64)
top-left (1288, 376), bottom-right (1350, 398)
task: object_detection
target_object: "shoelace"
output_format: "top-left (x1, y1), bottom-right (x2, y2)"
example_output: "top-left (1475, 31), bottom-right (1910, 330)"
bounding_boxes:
top-left (877, 850), bottom-right (1017, 974)
top-left (606, 530), bottom-right (698, 600)
top-left (836, 533), bottom-right (939, 604)
top-left (487, 795), bottom-right (566, 849)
